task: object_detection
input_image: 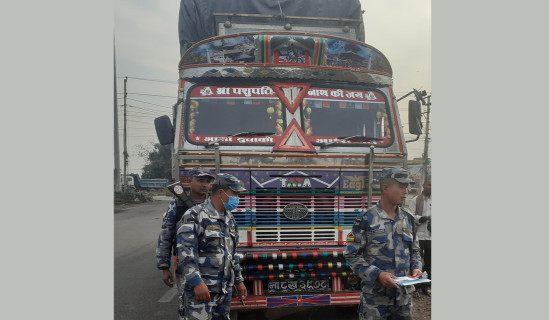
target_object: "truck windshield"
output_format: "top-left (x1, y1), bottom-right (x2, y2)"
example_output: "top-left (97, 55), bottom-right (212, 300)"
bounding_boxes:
top-left (186, 85), bottom-right (284, 145)
top-left (302, 88), bottom-right (392, 146)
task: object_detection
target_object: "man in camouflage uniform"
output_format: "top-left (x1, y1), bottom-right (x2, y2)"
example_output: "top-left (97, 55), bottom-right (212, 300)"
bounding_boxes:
top-left (345, 167), bottom-right (422, 320)
top-left (177, 173), bottom-right (247, 320)
top-left (156, 167), bottom-right (214, 288)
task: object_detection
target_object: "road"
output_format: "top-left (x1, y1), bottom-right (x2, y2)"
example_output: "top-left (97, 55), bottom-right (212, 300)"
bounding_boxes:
top-left (114, 199), bottom-right (359, 320)
top-left (115, 199), bottom-right (176, 320)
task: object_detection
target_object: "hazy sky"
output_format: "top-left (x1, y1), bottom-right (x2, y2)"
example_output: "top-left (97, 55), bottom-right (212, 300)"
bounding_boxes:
top-left (114, 0), bottom-right (431, 174)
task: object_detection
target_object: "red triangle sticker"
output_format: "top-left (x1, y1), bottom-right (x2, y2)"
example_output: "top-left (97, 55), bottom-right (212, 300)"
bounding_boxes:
top-left (273, 119), bottom-right (316, 152)
top-left (270, 83), bottom-right (311, 114)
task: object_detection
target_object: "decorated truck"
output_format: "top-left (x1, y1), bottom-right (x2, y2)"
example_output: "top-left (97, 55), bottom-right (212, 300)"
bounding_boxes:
top-left (154, 0), bottom-right (424, 316)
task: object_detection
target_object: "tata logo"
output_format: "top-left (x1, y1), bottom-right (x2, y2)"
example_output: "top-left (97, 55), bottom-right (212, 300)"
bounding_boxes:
top-left (343, 175), bottom-right (366, 191)
top-left (281, 178), bottom-right (312, 188)
top-left (283, 203), bottom-right (309, 220)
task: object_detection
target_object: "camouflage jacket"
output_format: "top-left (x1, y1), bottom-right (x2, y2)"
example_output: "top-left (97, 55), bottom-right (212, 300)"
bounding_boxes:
top-left (344, 204), bottom-right (422, 305)
top-left (156, 198), bottom-right (204, 270)
top-left (177, 199), bottom-right (244, 294)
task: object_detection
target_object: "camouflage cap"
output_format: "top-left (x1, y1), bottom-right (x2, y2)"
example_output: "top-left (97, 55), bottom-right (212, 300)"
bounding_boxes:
top-left (212, 173), bottom-right (246, 192)
top-left (381, 167), bottom-right (415, 184)
top-left (188, 167), bottom-right (215, 179)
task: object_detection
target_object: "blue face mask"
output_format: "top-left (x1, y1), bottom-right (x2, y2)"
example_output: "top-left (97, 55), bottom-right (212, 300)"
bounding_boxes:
top-left (222, 190), bottom-right (240, 211)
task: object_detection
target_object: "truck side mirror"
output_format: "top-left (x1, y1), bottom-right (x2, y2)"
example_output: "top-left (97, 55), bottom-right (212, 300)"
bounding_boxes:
top-left (408, 100), bottom-right (423, 135)
top-left (154, 115), bottom-right (174, 145)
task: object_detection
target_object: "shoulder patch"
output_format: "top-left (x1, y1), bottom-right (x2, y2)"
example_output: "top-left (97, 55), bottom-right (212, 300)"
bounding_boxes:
top-left (346, 232), bottom-right (355, 242)
top-left (206, 225), bottom-right (221, 230)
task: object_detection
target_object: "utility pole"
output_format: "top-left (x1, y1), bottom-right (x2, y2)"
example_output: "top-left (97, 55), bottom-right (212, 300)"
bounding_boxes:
top-left (422, 95), bottom-right (431, 183)
top-left (123, 76), bottom-right (128, 191)
top-left (114, 40), bottom-right (121, 192)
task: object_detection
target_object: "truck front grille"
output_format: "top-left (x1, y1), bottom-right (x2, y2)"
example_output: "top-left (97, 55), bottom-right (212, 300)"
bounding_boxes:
top-left (231, 193), bottom-right (381, 245)
top-left (254, 227), bottom-right (338, 243)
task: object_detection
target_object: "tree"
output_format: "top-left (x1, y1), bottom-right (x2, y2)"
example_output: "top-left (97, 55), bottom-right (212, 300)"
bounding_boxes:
top-left (139, 143), bottom-right (171, 180)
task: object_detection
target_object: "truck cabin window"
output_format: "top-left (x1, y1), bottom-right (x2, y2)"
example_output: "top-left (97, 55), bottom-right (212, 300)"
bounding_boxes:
top-left (302, 88), bottom-right (391, 145)
top-left (186, 85), bottom-right (283, 144)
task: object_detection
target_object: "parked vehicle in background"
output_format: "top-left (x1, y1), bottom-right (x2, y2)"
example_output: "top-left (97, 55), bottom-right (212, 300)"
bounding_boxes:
top-left (121, 174), bottom-right (168, 191)
top-left (120, 174), bottom-right (136, 190)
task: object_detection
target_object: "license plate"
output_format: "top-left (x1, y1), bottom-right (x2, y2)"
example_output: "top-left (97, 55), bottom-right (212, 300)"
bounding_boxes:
top-left (267, 278), bottom-right (330, 293)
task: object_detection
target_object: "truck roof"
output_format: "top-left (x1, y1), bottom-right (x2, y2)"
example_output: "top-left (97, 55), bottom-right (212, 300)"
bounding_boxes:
top-left (178, 0), bottom-right (364, 54)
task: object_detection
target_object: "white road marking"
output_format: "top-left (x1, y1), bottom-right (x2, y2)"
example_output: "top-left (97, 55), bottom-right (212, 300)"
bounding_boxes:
top-left (158, 287), bottom-right (178, 303)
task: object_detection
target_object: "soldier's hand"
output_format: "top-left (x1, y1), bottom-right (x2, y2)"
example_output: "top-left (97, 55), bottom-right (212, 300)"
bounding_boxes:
top-left (162, 269), bottom-right (174, 287)
top-left (194, 283), bottom-right (211, 302)
top-left (236, 282), bottom-right (247, 299)
top-left (419, 216), bottom-right (431, 223)
top-left (378, 271), bottom-right (399, 289)
top-left (412, 269), bottom-right (423, 277)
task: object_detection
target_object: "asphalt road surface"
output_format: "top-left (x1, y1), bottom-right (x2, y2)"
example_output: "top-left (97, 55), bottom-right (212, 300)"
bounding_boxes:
top-left (114, 199), bottom-right (359, 320)
top-left (115, 200), bottom-right (177, 319)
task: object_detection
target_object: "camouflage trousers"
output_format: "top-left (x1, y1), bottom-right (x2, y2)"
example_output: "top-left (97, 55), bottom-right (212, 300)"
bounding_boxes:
top-left (358, 294), bottom-right (413, 320)
top-left (178, 287), bottom-right (232, 320)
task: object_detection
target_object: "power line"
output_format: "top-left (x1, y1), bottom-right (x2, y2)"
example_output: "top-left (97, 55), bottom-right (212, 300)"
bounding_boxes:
top-left (127, 114), bottom-right (160, 119)
top-left (116, 76), bottom-right (178, 84)
top-left (126, 98), bottom-right (172, 109)
top-left (121, 116), bottom-right (169, 123)
top-left (120, 133), bottom-right (155, 137)
top-left (120, 127), bottom-right (155, 130)
top-left (117, 102), bottom-right (168, 114)
top-left (118, 92), bottom-right (178, 98)
top-left (126, 106), bottom-right (166, 116)
top-left (126, 106), bottom-right (169, 116)
top-left (127, 110), bottom-right (164, 117)
top-left (126, 135), bottom-right (160, 138)
top-left (127, 105), bottom-right (167, 116)
top-left (124, 119), bottom-right (157, 125)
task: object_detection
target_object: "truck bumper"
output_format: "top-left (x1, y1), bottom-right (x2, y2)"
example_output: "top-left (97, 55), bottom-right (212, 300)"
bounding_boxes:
top-left (230, 292), bottom-right (360, 310)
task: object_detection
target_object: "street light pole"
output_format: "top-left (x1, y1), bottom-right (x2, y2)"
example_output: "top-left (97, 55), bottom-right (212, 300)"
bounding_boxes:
top-left (422, 95), bottom-right (431, 183)
top-left (123, 76), bottom-right (128, 191)
top-left (114, 40), bottom-right (121, 192)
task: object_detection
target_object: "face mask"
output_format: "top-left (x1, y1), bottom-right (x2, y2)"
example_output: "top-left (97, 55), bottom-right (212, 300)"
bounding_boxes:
top-left (221, 190), bottom-right (240, 211)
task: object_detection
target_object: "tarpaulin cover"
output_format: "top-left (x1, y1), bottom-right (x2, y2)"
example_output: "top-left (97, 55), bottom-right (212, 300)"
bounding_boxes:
top-left (178, 0), bottom-right (364, 55)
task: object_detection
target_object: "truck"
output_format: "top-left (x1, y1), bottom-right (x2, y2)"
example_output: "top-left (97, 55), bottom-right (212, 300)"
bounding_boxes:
top-left (154, 0), bottom-right (425, 316)
top-left (121, 174), bottom-right (169, 191)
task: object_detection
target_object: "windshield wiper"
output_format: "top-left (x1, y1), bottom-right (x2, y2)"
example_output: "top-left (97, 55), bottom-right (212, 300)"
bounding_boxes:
top-left (319, 135), bottom-right (384, 148)
top-left (207, 132), bottom-right (274, 146)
